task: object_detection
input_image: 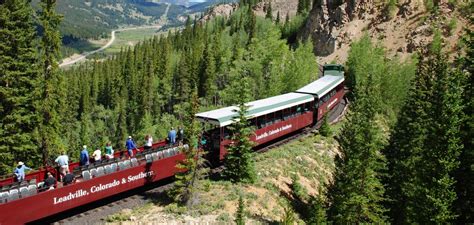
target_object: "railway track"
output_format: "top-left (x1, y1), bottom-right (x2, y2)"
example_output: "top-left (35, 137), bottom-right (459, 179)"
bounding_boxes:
top-left (39, 98), bottom-right (348, 225)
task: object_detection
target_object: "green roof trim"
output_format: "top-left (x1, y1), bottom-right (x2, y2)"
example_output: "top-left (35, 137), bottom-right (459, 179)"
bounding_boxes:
top-left (217, 94), bottom-right (313, 123)
top-left (314, 76), bottom-right (344, 97)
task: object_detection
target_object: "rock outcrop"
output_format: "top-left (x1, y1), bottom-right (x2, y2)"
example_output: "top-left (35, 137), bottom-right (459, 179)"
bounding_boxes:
top-left (299, 0), bottom-right (374, 56)
top-left (199, 3), bottom-right (238, 22)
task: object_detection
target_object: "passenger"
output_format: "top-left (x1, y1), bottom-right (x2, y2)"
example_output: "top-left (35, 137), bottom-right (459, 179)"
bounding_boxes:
top-left (200, 136), bottom-right (207, 147)
top-left (105, 142), bottom-right (114, 159)
top-left (54, 151), bottom-right (69, 181)
top-left (14, 162), bottom-right (32, 182)
top-left (43, 172), bottom-right (56, 190)
top-left (178, 127), bottom-right (184, 145)
top-left (79, 145), bottom-right (90, 166)
top-left (92, 148), bottom-right (102, 163)
top-left (168, 127), bottom-right (177, 145)
top-left (125, 136), bottom-right (137, 158)
top-left (63, 173), bottom-right (75, 186)
top-left (144, 134), bottom-right (153, 151)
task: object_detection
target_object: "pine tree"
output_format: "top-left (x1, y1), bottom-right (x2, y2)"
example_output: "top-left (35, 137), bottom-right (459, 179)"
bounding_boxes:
top-left (420, 39), bottom-right (463, 223)
top-left (276, 11), bottom-right (281, 24)
top-left (308, 194), bottom-right (327, 224)
top-left (297, 0), bottom-right (307, 14)
top-left (171, 89), bottom-right (209, 207)
top-left (235, 195), bottom-right (246, 225)
top-left (454, 26), bottom-right (474, 224)
top-left (385, 34), bottom-right (464, 224)
top-left (37, 0), bottom-right (65, 165)
top-left (200, 42), bottom-right (217, 102)
top-left (328, 74), bottom-right (387, 223)
top-left (265, 2), bottom-right (273, 20)
top-left (0, 0), bottom-right (40, 173)
top-left (223, 77), bottom-right (256, 183)
top-left (305, 0), bottom-right (312, 11)
top-left (319, 113), bottom-right (331, 137)
top-left (244, 6), bottom-right (257, 45)
top-left (383, 61), bottom-right (432, 224)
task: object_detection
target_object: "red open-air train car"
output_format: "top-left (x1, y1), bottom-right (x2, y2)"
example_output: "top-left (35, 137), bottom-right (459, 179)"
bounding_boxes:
top-left (196, 72), bottom-right (345, 163)
top-left (0, 65), bottom-right (344, 225)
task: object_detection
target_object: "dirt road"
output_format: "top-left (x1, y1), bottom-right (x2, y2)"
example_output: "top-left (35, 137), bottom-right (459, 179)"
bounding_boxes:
top-left (59, 3), bottom-right (171, 68)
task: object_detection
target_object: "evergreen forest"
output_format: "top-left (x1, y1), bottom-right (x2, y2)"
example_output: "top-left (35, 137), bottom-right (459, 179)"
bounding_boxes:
top-left (0, 0), bottom-right (472, 223)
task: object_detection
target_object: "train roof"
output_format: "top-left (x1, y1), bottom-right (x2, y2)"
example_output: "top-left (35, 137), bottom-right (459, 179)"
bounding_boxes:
top-left (195, 93), bottom-right (314, 127)
top-left (295, 75), bottom-right (344, 98)
top-left (323, 64), bottom-right (345, 76)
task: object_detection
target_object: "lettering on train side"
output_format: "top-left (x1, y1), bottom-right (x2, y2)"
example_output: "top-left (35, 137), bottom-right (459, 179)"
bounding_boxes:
top-left (53, 171), bottom-right (154, 205)
top-left (255, 124), bottom-right (292, 141)
top-left (327, 98), bottom-right (338, 109)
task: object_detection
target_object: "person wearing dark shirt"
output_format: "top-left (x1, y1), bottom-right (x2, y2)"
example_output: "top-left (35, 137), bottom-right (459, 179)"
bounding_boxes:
top-left (43, 172), bottom-right (56, 190)
top-left (125, 136), bottom-right (137, 158)
top-left (79, 145), bottom-right (90, 166)
top-left (63, 173), bottom-right (75, 185)
top-left (178, 127), bottom-right (184, 145)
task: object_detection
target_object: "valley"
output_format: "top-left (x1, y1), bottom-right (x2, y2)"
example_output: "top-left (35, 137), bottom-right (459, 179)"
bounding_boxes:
top-left (52, 0), bottom-right (235, 61)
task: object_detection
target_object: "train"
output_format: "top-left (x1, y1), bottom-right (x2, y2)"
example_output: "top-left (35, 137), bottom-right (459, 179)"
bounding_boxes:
top-left (0, 64), bottom-right (345, 224)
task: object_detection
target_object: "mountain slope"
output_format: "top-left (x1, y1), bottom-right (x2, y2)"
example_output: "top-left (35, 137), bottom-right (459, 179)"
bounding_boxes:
top-left (32, 0), bottom-right (169, 39)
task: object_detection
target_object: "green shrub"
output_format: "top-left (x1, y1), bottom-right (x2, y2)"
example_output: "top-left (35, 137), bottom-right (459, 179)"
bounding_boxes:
top-left (281, 206), bottom-right (296, 225)
top-left (291, 174), bottom-right (309, 202)
top-left (217, 213), bottom-right (231, 222)
top-left (164, 203), bottom-right (187, 214)
top-left (447, 18), bottom-right (457, 35)
top-left (105, 213), bottom-right (129, 222)
top-left (447, 0), bottom-right (457, 7)
top-left (319, 114), bottom-right (332, 137)
top-left (235, 195), bottom-right (246, 225)
top-left (385, 0), bottom-right (398, 19)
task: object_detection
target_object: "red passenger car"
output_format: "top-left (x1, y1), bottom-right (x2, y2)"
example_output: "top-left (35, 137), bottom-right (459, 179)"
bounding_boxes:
top-left (0, 141), bottom-right (186, 225)
top-left (196, 93), bottom-right (316, 162)
top-left (196, 66), bottom-right (345, 163)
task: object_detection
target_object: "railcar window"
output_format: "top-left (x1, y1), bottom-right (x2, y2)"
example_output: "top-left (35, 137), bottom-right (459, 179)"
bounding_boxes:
top-left (250, 118), bottom-right (257, 127)
top-left (275, 111), bottom-right (282, 123)
top-left (291, 106), bottom-right (297, 117)
top-left (223, 127), bottom-right (232, 139)
top-left (258, 117), bottom-right (266, 128)
top-left (323, 94), bottom-right (330, 102)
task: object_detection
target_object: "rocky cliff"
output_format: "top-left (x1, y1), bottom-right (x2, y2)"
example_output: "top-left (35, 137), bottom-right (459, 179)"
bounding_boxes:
top-left (299, 0), bottom-right (374, 56)
top-left (298, 0), bottom-right (469, 62)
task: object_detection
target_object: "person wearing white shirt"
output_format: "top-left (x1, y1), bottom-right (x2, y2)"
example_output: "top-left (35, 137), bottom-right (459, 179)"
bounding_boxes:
top-left (92, 149), bottom-right (102, 162)
top-left (145, 134), bottom-right (153, 151)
